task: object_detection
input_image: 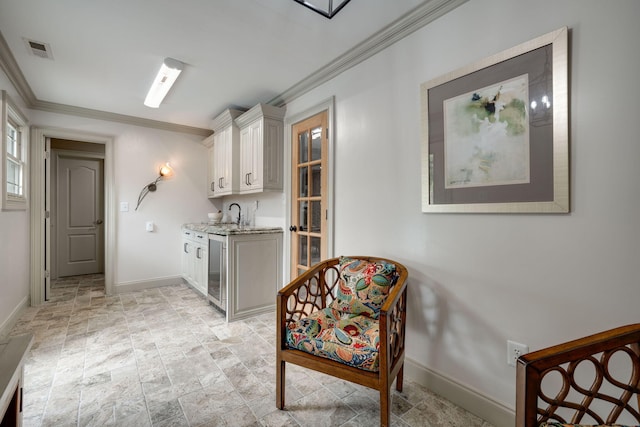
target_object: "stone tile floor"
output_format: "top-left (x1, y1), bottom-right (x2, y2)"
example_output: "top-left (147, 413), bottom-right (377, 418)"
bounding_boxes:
top-left (8, 275), bottom-right (493, 426)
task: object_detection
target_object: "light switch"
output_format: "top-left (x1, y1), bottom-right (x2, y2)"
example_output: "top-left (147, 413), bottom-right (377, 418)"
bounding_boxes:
top-left (120, 202), bottom-right (129, 212)
top-left (145, 221), bottom-right (154, 232)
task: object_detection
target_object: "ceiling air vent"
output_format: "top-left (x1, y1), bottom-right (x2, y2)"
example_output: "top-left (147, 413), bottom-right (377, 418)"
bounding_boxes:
top-left (23, 38), bottom-right (54, 60)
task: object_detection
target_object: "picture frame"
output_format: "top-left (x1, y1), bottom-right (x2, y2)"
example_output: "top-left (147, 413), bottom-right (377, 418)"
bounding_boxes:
top-left (420, 27), bottom-right (569, 213)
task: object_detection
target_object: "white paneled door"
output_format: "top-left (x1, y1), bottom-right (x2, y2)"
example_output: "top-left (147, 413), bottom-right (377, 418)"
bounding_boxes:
top-left (56, 154), bottom-right (104, 277)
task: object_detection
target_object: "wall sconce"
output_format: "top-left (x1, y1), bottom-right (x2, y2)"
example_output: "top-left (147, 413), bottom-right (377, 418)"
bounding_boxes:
top-left (135, 163), bottom-right (173, 211)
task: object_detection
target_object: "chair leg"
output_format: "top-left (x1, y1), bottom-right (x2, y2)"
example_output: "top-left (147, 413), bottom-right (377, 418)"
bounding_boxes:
top-left (396, 364), bottom-right (404, 392)
top-left (380, 385), bottom-right (391, 427)
top-left (276, 359), bottom-right (286, 409)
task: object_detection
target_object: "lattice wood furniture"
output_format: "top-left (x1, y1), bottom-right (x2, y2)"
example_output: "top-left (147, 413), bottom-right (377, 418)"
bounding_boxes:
top-left (276, 256), bottom-right (408, 427)
top-left (516, 323), bottom-right (640, 427)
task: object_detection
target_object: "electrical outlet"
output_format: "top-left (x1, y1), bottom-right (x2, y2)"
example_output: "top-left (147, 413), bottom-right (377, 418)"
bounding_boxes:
top-left (507, 340), bottom-right (529, 367)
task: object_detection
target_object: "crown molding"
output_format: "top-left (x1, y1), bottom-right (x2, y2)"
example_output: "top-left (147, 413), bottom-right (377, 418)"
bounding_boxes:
top-left (0, 31), bottom-right (212, 137)
top-left (0, 0), bottom-right (467, 136)
top-left (31, 98), bottom-right (213, 137)
top-left (0, 30), bottom-right (37, 106)
top-left (235, 103), bottom-right (286, 128)
top-left (210, 108), bottom-right (246, 132)
top-left (268, 0), bottom-right (468, 107)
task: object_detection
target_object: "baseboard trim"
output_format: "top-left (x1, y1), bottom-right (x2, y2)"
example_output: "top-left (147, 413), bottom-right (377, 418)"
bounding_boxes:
top-left (405, 357), bottom-right (514, 427)
top-left (0, 296), bottom-right (29, 339)
top-left (113, 276), bottom-right (185, 294)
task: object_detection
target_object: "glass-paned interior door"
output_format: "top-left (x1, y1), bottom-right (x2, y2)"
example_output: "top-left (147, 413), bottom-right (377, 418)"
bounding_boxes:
top-left (290, 111), bottom-right (328, 278)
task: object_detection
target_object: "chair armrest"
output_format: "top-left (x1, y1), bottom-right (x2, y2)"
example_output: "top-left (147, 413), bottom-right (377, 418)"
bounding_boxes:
top-left (379, 263), bottom-right (409, 376)
top-left (516, 323), bottom-right (640, 427)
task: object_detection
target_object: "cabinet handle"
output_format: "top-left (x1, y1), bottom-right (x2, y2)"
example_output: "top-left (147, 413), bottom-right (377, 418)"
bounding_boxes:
top-left (211, 182), bottom-right (215, 192)
top-left (184, 243), bottom-right (189, 253)
top-left (196, 247), bottom-right (202, 259)
top-left (247, 172), bottom-right (252, 186)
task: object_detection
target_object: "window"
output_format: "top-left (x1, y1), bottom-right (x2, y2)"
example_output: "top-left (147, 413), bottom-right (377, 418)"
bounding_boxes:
top-left (1, 90), bottom-right (28, 210)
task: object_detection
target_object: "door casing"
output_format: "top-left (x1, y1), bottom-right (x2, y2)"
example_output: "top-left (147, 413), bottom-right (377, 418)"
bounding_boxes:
top-left (30, 127), bottom-right (115, 304)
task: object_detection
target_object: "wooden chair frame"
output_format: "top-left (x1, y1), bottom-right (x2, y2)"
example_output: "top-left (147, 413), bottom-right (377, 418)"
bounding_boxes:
top-left (276, 256), bottom-right (408, 427)
top-left (516, 323), bottom-right (640, 427)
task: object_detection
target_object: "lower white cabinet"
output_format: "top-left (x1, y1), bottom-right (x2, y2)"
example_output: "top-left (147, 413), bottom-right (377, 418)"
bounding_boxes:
top-left (181, 225), bottom-right (283, 322)
top-left (181, 229), bottom-right (208, 297)
top-left (226, 232), bottom-right (283, 322)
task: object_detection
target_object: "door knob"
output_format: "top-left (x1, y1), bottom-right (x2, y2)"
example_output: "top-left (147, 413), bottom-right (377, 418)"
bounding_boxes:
top-left (94, 219), bottom-right (103, 225)
top-left (289, 225), bottom-right (297, 232)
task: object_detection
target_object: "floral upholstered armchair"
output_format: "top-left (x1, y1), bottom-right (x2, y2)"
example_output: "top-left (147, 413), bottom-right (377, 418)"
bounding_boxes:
top-left (276, 256), bottom-right (408, 427)
top-left (516, 324), bottom-right (640, 427)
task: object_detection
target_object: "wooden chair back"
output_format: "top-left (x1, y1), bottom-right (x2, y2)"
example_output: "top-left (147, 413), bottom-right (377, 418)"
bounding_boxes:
top-left (276, 256), bottom-right (408, 427)
top-left (516, 324), bottom-right (640, 426)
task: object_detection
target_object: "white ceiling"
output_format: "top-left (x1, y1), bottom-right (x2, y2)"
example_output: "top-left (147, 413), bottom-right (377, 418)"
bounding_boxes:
top-left (0, 0), bottom-right (462, 134)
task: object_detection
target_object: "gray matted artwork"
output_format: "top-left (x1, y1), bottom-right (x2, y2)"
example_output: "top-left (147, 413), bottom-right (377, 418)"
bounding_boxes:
top-left (444, 74), bottom-right (530, 189)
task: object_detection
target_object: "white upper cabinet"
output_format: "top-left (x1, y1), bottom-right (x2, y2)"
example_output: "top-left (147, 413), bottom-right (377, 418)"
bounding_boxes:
top-left (209, 109), bottom-right (244, 198)
top-left (236, 104), bottom-right (285, 194)
top-left (202, 134), bottom-right (215, 197)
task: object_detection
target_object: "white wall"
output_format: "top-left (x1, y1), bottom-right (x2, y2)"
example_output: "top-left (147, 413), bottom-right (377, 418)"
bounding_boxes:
top-left (0, 94), bottom-right (285, 333)
top-left (2, 0), bottom-right (639, 419)
top-left (283, 0), bottom-right (640, 413)
top-left (0, 66), bottom-right (221, 331)
top-left (0, 72), bottom-right (31, 336)
top-left (26, 110), bottom-right (220, 286)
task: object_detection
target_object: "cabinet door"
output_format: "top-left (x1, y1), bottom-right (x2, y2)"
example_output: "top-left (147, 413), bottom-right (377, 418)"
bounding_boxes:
top-left (239, 122), bottom-right (261, 192)
top-left (207, 145), bottom-right (215, 197)
top-left (248, 120), bottom-right (263, 190)
top-left (212, 133), bottom-right (222, 194)
top-left (193, 243), bottom-right (207, 296)
top-left (239, 120), bottom-right (263, 193)
top-left (239, 126), bottom-right (251, 192)
top-left (181, 237), bottom-right (191, 281)
top-left (183, 240), bottom-right (197, 286)
top-left (213, 130), bottom-right (228, 196)
top-left (262, 118), bottom-right (283, 191)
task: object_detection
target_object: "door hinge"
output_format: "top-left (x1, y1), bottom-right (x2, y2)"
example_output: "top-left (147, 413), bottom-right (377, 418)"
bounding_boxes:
top-left (44, 270), bottom-right (50, 278)
top-left (44, 150), bottom-right (50, 159)
top-left (45, 210), bottom-right (50, 219)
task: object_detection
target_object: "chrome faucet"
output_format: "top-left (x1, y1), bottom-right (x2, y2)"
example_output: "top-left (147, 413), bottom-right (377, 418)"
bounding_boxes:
top-left (229, 203), bottom-right (241, 226)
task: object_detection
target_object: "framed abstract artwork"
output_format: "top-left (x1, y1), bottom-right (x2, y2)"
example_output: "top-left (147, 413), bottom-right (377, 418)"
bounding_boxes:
top-left (420, 27), bottom-right (569, 213)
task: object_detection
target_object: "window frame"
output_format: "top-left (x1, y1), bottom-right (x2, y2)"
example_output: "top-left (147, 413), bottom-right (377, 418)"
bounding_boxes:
top-left (1, 90), bottom-right (28, 210)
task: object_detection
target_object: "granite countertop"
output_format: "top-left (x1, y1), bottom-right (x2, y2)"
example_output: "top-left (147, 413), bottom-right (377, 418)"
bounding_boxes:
top-left (183, 223), bottom-right (283, 236)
